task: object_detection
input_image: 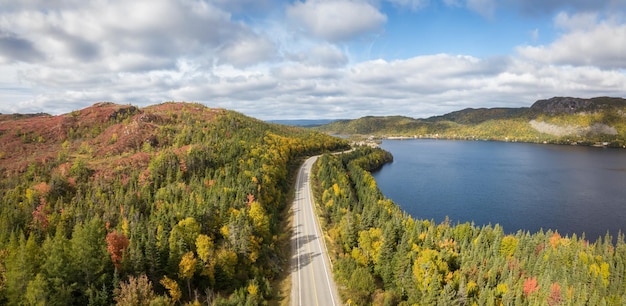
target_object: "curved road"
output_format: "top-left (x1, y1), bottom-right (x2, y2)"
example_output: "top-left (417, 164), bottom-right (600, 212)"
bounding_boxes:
top-left (291, 156), bottom-right (341, 306)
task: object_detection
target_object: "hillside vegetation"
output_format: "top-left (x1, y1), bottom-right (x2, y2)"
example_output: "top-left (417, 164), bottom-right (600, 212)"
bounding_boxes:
top-left (315, 97), bottom-right (626, 147)
top-left (0, 102), bottom-right (349, 305)
top-left (314, 147), bottom-right (626, 305)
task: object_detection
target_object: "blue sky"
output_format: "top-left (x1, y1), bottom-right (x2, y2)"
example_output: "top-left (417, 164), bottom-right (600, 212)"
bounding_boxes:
top-left (1, 0), bottom-right (625, 119)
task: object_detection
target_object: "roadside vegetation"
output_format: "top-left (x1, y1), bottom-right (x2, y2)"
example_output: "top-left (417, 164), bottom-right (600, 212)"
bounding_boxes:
top-left (313, 147), bottom-right (626, 305)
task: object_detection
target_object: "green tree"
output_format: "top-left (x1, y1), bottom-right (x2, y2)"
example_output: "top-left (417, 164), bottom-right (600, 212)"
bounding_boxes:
top-left (70, 218), bottom-right (109, 296)
top-left (41, 228), bottom-right (74, 305)
top-left (348, 267), bottom-right (376, 305)
top-left (25, 273), bottom-right (48, 306)
top-left (4, 233), bottom-right (41, 304)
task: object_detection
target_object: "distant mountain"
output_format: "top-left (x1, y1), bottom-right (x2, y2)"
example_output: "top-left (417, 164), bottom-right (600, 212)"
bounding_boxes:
top-left (314, 96), bottom-right (626, 147)
top-left (267, 119), bottom-right (340, 127)
top-left (426, 107), bottom-right (530, 124)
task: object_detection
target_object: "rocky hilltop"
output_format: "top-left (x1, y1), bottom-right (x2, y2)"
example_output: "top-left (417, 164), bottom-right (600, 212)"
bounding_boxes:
top-left (0, 102), bottom-right (210, 174)
top-left (530, 97), bottom-right (626, 115)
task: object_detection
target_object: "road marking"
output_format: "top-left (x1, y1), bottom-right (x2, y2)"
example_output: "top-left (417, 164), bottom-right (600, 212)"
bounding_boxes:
top-left (292, 156), bottom-right (339, 306)
top-left (295, 166), bottom-right (303, 306)
top-left (304, 158), bottom-right (338, 306)
top-left (307, 179), bottom-right (336, 306)
top-left (306, 244), bottom-right (320, 306)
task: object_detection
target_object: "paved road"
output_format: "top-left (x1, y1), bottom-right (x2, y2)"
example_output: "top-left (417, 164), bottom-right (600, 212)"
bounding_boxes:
top-left (291, 156), bottom-right (341, 306)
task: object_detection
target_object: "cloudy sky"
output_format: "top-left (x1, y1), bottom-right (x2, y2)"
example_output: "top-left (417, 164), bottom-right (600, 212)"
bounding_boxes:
top-left (1, 0), bottom-right (625, 119)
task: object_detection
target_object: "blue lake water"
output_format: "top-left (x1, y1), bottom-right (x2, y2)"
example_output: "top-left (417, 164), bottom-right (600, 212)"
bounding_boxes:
top-left (371, 139), bottom-right (626, 242)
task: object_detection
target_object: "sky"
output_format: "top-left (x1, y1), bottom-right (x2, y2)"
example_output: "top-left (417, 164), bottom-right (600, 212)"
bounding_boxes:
top-left (0, 0), bottom-right (625, 120)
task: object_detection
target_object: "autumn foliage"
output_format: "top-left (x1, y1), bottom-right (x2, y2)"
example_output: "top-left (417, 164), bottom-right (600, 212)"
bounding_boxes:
top-left (548, 282), bottom-right (563, 306)
top-left (523, 277), bottom-right (540, 297)
top-left (106, 230), bottom-right (129, 270)
top-left (0, 102), bottom-right (349, 305)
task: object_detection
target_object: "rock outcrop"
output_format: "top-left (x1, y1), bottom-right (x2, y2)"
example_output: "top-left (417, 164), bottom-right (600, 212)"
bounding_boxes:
top-left (530, 96), bottom-right (626, 115)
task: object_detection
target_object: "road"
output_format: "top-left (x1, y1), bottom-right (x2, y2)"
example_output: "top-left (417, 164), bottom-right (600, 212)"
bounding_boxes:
top-left (291, 156), bottom-right (341, 306)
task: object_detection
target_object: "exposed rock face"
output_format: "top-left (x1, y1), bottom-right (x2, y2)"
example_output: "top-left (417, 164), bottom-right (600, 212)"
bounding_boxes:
top-left (529, 120), bottom-right (618, 137)
top-left (530, 97), bottom-right (593, 115)
top-left (530, 96), bottom-right (626, 115)
top-left (529, 120), bottom-right (579, 137)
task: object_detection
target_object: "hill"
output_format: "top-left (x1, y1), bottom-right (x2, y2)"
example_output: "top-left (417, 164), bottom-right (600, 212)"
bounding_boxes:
top-left (315, 96), bottom-right (626, 147)
top-left (0, 102), bottom-right (349, 305)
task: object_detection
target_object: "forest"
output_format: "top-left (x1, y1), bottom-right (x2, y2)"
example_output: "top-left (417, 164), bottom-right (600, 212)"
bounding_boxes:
top-left (313, 147), bottom-right (626, 305)
top-left (0, 102), bottom-right (349, 305)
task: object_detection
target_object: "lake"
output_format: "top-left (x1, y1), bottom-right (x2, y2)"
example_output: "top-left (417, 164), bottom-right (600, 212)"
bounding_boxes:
top-left (371, 139), bottom-right (626, 242)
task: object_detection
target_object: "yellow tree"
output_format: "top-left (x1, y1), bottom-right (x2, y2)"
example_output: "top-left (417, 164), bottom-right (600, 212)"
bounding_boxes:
top-left (413, 248), bottom-right (448, 293)
top-left (179, 251), bottom-right (197, 298)
top-left (249, 201), bottom-right (270, 239)
top-left (168, 217), bottom-right (201, 265)
top-left (195, 234), bottom-right (215, 283)
top-left (357, 227), bottom-right (383, 265)
top-left (160, 276), bottom-right (181, 304)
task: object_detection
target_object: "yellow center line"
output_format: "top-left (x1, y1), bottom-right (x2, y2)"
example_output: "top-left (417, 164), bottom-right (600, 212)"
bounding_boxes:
top-left (304, 180), bottom-right (320, 305)
top-left (307, 247), bottom-right (320, 306)
top-left (304, 161), bottom-right (320, 306)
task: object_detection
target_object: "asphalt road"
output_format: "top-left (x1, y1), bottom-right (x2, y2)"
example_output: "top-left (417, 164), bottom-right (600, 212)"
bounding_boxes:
top-left (291, 156), bottom-right (341, 306)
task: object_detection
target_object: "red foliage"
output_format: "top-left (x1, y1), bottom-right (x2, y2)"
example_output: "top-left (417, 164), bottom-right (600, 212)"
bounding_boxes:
top-left (32, 182), bottom-right (51, 195)
top-left (204, 179), bottom-right (216, 188)
top-left (549, 232), bottom-right (561, 249)
top-left (106, 230), bottom-right (130, 270)
top-left (247, 194), bottom-right (255, 206)
top-left (0, 102), bottom-right (222, 174)
top-left (547, 282), bottom-right (562, 306)
top-left (31, 198), bottom-right (50, 230)
top-left (523, 277), bottom-right (540, 297)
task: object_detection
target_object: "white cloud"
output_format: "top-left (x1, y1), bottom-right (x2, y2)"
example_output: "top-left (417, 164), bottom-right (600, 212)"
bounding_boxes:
top-left (0, 0), bottom-right (247, 68)
top-left (286, 44), bottom-right (349, 67)
top-left (184, 54), bottom-right (626, 119)
top-left (3, 49), bottom-right (626, 119)
top-left (286, 0), bottom-right (387, 42)
top-left (208, 0), bottom-right (278, 13)
top-left (554, 12), bottom-right (599, 30)
top-left (217, 35), bottom-right (278, 67)
top-left (518, 14), bottom-right (626, 69)
top-left (0, 0), bottom-right (625, 120)
top-left (467, 0), bottom-right (496, 18)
